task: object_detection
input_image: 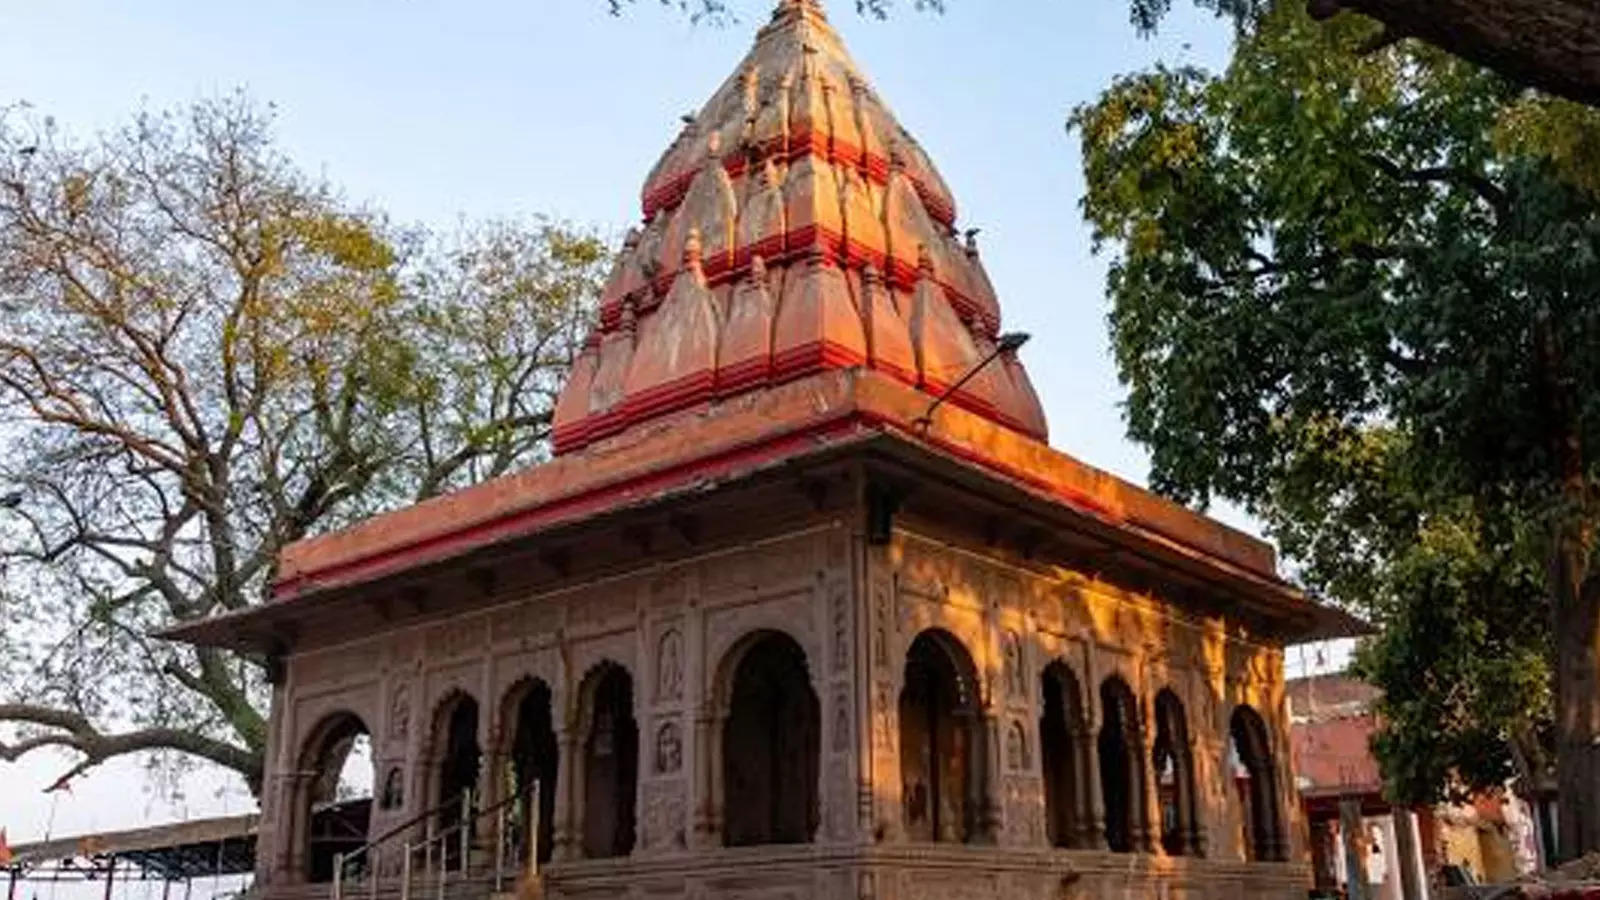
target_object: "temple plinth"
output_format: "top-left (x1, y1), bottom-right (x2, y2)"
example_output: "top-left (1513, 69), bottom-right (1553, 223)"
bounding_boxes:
top-left (166, 4), bottom-right (1357, 898)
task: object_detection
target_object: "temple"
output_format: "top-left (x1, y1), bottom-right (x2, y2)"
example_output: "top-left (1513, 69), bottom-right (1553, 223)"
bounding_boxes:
top-left (166, 3), bottom-right (1357, 897)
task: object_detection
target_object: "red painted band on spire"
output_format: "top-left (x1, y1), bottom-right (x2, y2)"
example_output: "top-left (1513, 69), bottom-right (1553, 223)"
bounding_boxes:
top-left (714, 357), bottom-right (773, 397)
top-left (771, 340), bottom-right (868, 384)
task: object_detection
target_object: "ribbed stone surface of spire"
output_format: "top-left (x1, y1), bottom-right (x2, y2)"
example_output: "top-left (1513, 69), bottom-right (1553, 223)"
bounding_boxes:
top-left (552, 0), bottom-right (1048, 453)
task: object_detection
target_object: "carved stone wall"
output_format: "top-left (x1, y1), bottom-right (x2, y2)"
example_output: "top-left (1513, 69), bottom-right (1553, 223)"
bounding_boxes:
top-left (865, 527), bottom-right (1298, 865)
top-left (264, 513), bottom-right (1304, 898)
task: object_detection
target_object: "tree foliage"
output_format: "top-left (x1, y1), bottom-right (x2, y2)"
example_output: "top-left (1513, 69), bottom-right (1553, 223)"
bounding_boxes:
top-left (0, 96), bottom-right (609, 793)
top-left (623, 0), bottom-right (1600, 113)
top-left (1071, 0), bottom-right (1600, 853)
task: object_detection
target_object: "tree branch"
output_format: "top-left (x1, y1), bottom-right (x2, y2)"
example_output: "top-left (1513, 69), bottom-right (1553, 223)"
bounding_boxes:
top-left (0, 703), bottom-right (262, 792)
top-left (1361, 153), bottom-right (1509, 218)
top-left (1312, 0), bottom-right (1600, 110)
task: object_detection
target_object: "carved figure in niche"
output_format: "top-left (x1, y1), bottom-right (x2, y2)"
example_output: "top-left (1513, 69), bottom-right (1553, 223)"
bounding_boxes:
top-left (1006, 720), bottom-right (1028, 770)
top-left (655, 721), bottom-right (683, 774)
top-left (831, 586), bottom-right (848, 671)
top-left (657, 629), bottom-right (684, 702)
top-left (873, 590), bottom-right (889, 669)
top-left (388, 683), bottom-right (411, 741)
top-left (833, 696), bottom-right (850, 752)
top-left (381, 766), bottom-right (405, 809)
top-left (873, 684), bottom-right (894, 749)
top-left (1002, 631), bottom-right (1024, 698)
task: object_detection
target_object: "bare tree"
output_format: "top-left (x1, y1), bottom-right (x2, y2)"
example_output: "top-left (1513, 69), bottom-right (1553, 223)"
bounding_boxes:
top-left (0, 96), bottom-right (608, 794)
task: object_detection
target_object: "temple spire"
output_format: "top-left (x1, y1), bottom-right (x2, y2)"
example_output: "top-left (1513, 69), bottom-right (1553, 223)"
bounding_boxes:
top-left (550, 0), bottom-right (1048, 454)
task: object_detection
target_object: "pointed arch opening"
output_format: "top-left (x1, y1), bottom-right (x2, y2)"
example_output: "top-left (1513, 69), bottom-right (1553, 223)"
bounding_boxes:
top-left (719, 630), bottom-right (821, 846)
top-left (295, 711), bottom-right (373, 882)
top-left (899, 628), bottom-right (986, 844)
top-left (579, 663), bottom-right (637, 859)
top-left (1039, 660), bottom-right (1092, 849)
top-left (430, 692), bottom-right (481, 867)
top-left (1152, 688), bottom-right (1201, 856)
top-left (499, 678), bottom-right (558, 865)
top-left (1097, 675), bottom-right (1150, 853)
top-left (1230, 704), bottom-right (1286, 862)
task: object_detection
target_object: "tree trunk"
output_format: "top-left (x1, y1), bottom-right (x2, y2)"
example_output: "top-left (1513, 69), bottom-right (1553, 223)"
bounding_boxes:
top-left (1310, 0), bottom-right (1600, 109)
top-left (1552, 533), bottom-right (1600, 862)
top-left (1533, 310), bottom-right (1598, 862)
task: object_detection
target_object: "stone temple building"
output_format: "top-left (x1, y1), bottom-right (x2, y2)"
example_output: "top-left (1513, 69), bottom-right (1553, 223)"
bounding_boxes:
top-left (169, 2), bottom-right (1356, 897)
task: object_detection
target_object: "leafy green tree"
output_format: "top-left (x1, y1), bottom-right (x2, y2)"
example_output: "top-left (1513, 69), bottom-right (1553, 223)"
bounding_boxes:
top-left (0, 97), bottom-right (608, 794)
top-left (1071, 1), bottom-right (1600, 857)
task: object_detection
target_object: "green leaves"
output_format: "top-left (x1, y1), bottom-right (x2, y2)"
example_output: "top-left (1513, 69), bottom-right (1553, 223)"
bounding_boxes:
top-left (1074, 1), bottom-right (1600, 804)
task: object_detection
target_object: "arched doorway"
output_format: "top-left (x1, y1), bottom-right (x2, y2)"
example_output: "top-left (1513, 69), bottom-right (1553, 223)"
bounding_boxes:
top-left (1230, 704), bottom-right (1285, 861)
top-left (580, 663), bottom-right (637, 859)
top-left (295, 711), bottom-right (373, 883)
top-left (501, 679), bottom-right (558, 866)
top-left (1097, 676), bottom-right (1149, 853)
top-left (721, 631), bottom-right (821, 846)
top-left (432, 692), bottom-right (481, 868)
top-left (1039, 661), bottom-right (1091, 849)
top-left (899, 629), bottom-right (986, 844)
top-left (1152, 689), bottom-right (1201, 856)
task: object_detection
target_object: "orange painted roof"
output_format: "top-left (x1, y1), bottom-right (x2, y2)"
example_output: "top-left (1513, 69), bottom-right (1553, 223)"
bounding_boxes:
top-left (551, 0), bottom-right (1048, 454)
top-left (274, 369), bottom-right (1279, 600)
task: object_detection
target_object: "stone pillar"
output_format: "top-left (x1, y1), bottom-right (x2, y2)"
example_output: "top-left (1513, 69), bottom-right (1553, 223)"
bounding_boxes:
top-left (280, 769), bottom-right (317, 883)
top-left (256, 678), bottom-right (290, 886)
top-left (1340, 796), bottom-right (1371, 900)
top-left (876, 689), bottom-right (904, 845)
top-left (1393, 806), bottom-right (1427, 900)
top-left (978, 712), bottom-right (1003, 843)
top-left (472, 719), bottom-right (500, 854)
top-left (690, 711), bottom-right (722, 849)
top-left (1072, 726), bottom-right (1097, 849)
top-left (1134, 723), bottom-right (1157, 853)
top-left (1085, 721), bottom-right (1108, 849)
top-left (552, 726), bottom-right (579, 861)
top-left (1183, 739), bottom-right (1206, 857)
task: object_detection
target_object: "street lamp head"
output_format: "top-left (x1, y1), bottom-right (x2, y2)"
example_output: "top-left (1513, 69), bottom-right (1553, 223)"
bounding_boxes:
top-left (997, 332), bottom-right (1031, 353)
top-left (914, 331), bottom-right (1034, 430)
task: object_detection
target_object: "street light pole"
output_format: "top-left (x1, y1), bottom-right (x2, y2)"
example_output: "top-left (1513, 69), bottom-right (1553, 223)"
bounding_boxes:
top-left (913, 332), bottom-right (1031, 429)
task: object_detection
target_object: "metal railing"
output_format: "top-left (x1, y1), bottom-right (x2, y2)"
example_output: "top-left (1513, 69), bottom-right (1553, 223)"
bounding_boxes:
top-left (330, 782), bottom-right (540, 900)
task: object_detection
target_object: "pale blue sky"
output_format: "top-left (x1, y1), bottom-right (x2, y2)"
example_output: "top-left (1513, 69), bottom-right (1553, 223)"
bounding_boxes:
top-left (0, 0), bottom-right (1342, 858)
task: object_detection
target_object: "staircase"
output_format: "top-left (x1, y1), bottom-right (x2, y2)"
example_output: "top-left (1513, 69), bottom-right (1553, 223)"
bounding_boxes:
top-left (326, 785), bottom-right (541, 900)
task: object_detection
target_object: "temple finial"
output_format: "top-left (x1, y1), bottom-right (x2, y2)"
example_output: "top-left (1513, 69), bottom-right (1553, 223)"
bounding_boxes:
top-left (773, 0), bottom-right (826, 19)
